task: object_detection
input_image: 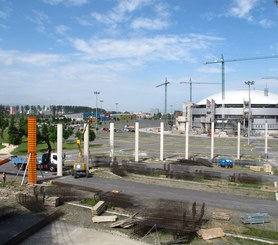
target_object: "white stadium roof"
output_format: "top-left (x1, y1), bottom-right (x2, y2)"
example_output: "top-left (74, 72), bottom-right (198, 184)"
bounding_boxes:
top-left (197, 89), bottom-right (278, 105)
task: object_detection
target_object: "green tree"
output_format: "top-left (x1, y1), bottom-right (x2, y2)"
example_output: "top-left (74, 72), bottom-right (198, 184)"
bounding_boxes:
top-left (0, 106), bottom-right (9, 138)
top-left (8, 117), bottom-right (22, 145)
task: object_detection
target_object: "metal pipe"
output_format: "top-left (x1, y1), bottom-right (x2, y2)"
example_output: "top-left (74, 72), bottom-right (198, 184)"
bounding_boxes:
top-left (160, 122), bottom-right (164, 161)
top-left (135, 122), bottom-right (139, 162)
top-left (57, 124), bottom-right (63, 176)
top-left (237, 122), bottom-right (240, 160)
top-left (210, 122), bottom-right (214, 159)
top-left (265, 122), bottom-right (268, 159)
top-left (84, 123), bottom-right (89, 174)
top-left (185, 121), bottom-right (189, 160)
top-left (110, 123), bottom-right (114, 164)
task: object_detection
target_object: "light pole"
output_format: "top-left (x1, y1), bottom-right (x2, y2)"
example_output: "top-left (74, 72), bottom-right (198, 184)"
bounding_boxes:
top-left (245, 81), bottom-right (255, 145)
top-left (94, 91), bottom-right (100, 130)
top-left (100, 100), bottom-right (104, 122)
top-left (115, 103), bottom-right (119, 114)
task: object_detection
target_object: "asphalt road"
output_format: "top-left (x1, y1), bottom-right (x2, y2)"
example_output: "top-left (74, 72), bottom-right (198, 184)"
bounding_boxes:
top-left (55, 175), bottom-right (278, 217)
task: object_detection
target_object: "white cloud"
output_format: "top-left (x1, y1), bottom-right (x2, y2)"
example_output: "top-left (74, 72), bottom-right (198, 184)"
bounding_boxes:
top-left (29, 10), bottom-right (51, 33)
top-left (259, 18), bottom-right (273, 28)
top-left (91, 0), bottom-right (153, 25)
top-left (131, 17), bottom-right (169, 30)
top-left (227, 0), bottom-right (258, 21)
top-left (0, 50), bottom-right (64, 66)
top-left (55, 24), bottom-right (70, 35)
top-left (72, 34), bottom-right (224, 63)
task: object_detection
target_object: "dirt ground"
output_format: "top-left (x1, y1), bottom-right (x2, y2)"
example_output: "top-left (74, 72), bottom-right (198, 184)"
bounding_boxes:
top-left (1, 172), bottom-right (278, 245)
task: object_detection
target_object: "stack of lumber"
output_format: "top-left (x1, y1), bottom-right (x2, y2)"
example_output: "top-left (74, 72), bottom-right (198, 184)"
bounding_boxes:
top-left (91, 201), bottom-right (105, 216)
top-left (44, 196), bottom-right (60, 207)
top-left (212, 209), bottom-right (231, 221)
top-left (197, 228), bottom-right (225, 240)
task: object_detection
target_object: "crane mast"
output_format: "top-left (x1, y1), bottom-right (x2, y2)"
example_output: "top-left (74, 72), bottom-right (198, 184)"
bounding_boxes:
top-left (156, 78), bottom-right (170, 115)
top-left (204, 54), bottom-right (278, 132)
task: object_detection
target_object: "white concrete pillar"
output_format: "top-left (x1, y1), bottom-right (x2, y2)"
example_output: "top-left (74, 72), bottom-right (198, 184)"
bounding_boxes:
top-left (110, 123), bottom-right (114, 164)
top-left (185, 121), bottom-right (189, 160)
top-left (135, 122), bottom-right (139, 162)
top-left (237, 122), bottom-right (241, 160)
top-left (265, 122), bottom-right (268, 159)
top-left (160, 122), bottom-right (164, 161)
top-left (211, 122), bottom-right (214, 159)
top-left (57, 124), bottom-right (63, 176)
top-left (84, 123), bottom-right (89, 174)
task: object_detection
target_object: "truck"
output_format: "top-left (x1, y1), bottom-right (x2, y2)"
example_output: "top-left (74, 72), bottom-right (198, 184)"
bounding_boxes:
top-left (10, 153), bottom-right (65, 172)
top-left (219, 158), bottom-right (233, 168)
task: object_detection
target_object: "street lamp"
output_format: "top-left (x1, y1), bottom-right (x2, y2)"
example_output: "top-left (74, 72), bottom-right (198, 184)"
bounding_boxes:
top-left (115, 103), bottom-right (119, 114)
top-left (100, 100), bottom-right (104, 122)
top-left (244, 81), bottom-right (255, 145)
top-left (94, 91), bottom-right (100, 130)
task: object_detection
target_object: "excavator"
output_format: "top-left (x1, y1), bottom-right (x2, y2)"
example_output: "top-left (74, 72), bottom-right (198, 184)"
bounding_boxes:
top-left (71, 116), bottom-right (95, 178)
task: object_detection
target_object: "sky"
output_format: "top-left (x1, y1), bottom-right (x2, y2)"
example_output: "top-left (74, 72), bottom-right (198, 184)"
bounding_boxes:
top-left (0, 0), bottom-right (278, 113)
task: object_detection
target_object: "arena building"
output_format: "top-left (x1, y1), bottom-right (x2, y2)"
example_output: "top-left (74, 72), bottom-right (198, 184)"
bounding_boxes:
top-left (176, 88), bottom-right (278, 135)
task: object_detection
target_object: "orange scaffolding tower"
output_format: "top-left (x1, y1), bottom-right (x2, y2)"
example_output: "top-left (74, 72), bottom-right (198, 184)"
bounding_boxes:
top-left (28, 116), bottom-right (37, 184)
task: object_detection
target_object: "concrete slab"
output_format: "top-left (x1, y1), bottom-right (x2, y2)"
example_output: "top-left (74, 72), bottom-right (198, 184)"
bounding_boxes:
top-left (21, 220), bottom-right (148, 245)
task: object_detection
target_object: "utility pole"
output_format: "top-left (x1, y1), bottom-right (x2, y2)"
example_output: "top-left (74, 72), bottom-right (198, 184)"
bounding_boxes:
top-left (156, 78), bottom-right (170, 115)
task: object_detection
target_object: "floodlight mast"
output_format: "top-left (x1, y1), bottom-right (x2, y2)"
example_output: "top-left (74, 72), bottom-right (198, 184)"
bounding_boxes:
top-left (180, 78), bottom-right (221, 102)
top-left (204, 54), bottom-right (278, 132)
top-left (156, 78), bottom-right (170, 115)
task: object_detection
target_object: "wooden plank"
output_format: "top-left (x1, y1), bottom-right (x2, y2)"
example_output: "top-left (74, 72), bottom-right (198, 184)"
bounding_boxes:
top-left (92, 215), bottom-right (117, 223)
top-left (197, 228), bottom-right (225, 240)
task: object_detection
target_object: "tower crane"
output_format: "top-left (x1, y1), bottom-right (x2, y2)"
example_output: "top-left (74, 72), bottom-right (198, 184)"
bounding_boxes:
top-left (180, 78), bottom-right (221, 102)
top-left (156, 78), bottom-right (170, 115)
top-left (204, 54), bottom-right (278, 131)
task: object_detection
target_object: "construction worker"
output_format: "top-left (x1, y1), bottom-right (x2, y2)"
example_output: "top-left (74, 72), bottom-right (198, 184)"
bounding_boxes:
top-left (2, 172), bottom-right (6, 183)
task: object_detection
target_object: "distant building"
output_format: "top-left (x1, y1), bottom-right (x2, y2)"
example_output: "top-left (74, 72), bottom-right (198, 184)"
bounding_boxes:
top-left (9, 106), bottom-right (18, 115)
top-left (176, 89), bottom-right (278, 135)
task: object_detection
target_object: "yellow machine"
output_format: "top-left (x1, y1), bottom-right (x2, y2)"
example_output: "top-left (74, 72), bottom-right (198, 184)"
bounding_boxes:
top-left (72, 116), bottom-right (95, 178)
top-left (72, 139), bottom-right (88, 178)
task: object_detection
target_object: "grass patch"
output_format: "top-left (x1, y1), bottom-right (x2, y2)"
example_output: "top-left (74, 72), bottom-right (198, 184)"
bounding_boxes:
top-left (237, 183), bottom-right (260, 189)
top-left (80, 198), bottom-right (98, 207)
top-left (243, 226), bottom-right (278, 241)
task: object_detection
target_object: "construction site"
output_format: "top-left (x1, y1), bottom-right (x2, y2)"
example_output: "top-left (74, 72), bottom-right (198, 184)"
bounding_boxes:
top-left (1, 118), bottom-right (278, 244)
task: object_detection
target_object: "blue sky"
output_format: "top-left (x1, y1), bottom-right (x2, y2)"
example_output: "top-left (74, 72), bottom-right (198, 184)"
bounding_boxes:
top-left (0, 0), bottom-right (278, 113)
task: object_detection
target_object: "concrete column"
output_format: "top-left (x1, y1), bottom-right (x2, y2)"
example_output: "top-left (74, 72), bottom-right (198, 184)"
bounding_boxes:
top-left (237, 122), bottom-right (241, 160)
top-left (135, 122), bottom-right (139, 162)
top-left (84, 123), bottom-right (89, 174)
top-left (211, 122), bottom-right (214, 159)
top-left (110, 123), bottom-right (114, 164)
top-left (160, 122), bottom-right (164, 161)
top-left (185, 121), bottom-right (189, 160)
top-left (265, 122), bottom-right (268, 159)
top-left (57, 124), bottom-right (63, 176)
